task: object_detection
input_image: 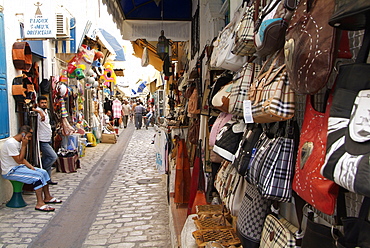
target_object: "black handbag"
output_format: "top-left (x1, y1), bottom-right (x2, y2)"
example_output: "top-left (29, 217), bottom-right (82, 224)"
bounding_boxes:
top-left (232, 123), bottom-right (263, 176)
top-left (321, 24), bottom-right (370, 198)
top-left (329, 0), bottom-right (370, 31)
top-left (339, 197), bottom-right (370, 248)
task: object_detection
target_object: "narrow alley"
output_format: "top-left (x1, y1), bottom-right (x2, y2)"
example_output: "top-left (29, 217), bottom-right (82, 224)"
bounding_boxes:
top-left (0, 124), bottom-right (172, 248)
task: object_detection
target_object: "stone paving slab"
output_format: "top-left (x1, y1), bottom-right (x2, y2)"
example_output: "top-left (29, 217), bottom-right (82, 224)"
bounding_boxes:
top-left (0, 126), bottom-right (171, 248)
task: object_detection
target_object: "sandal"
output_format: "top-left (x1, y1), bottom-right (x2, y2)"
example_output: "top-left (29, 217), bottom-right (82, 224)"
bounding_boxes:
top-left (44, 197), bottom-right (63, 204)
top-left (35, 205), bottom-right (55, 212)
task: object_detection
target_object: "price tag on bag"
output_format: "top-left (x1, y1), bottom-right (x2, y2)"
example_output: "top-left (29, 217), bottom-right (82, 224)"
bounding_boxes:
top-left (243, 100), bottom-right (254, 123)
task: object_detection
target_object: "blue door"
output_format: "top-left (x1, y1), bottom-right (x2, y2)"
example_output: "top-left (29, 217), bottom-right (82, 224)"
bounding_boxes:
top-left (0, 12), bottom-right (9, 138)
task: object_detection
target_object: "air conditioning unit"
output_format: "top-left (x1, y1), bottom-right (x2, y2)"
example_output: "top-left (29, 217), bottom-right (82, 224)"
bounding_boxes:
top-left (56, 13), bottom-right (69, 38)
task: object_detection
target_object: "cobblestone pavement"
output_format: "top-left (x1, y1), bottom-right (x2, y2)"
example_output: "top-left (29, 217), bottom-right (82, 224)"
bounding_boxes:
top-left (0, 125), bottom-right (172, 248)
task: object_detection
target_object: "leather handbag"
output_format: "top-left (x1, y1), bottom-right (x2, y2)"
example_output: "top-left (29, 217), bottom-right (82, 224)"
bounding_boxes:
top-left (249, 53), bottom-right (295, 123)
top-left (254, 0), bottom-right (296, 58)
top-left (284, 0), bottom-right (338, 94)
top-left (260, 214), bottom-right (298, 248)
top-left (329, 0), bottom-right (370, 31)
top-left (213, 119), bottom-right (246, 162)
top-left (339, 197), bottom-right (370, 248)
top-left (293, 93), bottom-right (339, 215)
top-left (209, 112), bottom-right (233, 147)
top-left (321, 26), bottom-right (370, 198)
top-left (301, 211), bottom-right (344, 248)
top-left (232, 123), bottom-right (263, 176)
top-left (214, 5), bottom-right (248, 71)
top-left (228, 63), bottom-right (259, 117)
top-left (232, 2), bottom-right (256, 57)
top-left (211, 82), bottom-right (232, 113)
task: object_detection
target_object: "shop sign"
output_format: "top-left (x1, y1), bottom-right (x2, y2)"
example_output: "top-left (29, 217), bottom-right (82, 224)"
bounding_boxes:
top-left (24, 1), bottom-right (56, 39)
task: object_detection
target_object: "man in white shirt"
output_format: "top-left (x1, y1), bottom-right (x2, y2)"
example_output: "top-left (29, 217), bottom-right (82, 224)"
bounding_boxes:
top-left (0, 125), bottom-right (62, 211)
top-left (34, 96), bottom-right (58, 185)
top-left (121, 99), bottom-right (131, 128)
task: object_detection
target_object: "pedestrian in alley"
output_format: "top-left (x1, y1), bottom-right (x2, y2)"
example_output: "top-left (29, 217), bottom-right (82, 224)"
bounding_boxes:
top-left (112, 97), bottom-right (122, 136)
top-left (121, 99), bottom-right (131, 128)
top-left (33, 95), bottom-right (58, 185)
top-left (0, 125), bottom-right (62, 212)
top-left (134, 101), bottom-right (146, 129)
top-left (145, 102), bottom-right (155, 130)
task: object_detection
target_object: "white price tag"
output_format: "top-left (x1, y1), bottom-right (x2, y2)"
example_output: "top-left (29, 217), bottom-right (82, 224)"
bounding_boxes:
top-left (243, 100), bottom-right (254, 123)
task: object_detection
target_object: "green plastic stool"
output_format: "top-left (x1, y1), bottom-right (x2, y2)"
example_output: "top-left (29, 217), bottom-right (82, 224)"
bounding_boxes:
top-left (6, 180), bottom-right (27, 208)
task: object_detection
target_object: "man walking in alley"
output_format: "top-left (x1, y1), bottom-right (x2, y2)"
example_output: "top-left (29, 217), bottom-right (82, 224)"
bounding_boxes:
top-left (134, 101), bottom-right (146, 129)
top-left (121, 99), bottom-right (131, 128)
top-left (33, 96), bottom-right (58, 185)
top-left (0, 125), bottom-right (62, 211)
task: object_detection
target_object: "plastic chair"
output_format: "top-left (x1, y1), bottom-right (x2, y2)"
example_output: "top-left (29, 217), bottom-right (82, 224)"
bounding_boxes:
top-left (6, 180), bottom-right (27, 208)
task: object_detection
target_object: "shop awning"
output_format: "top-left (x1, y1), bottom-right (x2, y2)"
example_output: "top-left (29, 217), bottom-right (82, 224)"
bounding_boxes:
top-left (98, 29), bottom-right (126, 61)
top-left (27, 40), bottom-right (45, 58)
top-left (131, 40), bottom-right (163, 71)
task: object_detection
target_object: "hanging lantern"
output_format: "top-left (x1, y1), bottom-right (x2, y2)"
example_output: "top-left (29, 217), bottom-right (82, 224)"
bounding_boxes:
top-left (157, 30), bottom-right (169, 60)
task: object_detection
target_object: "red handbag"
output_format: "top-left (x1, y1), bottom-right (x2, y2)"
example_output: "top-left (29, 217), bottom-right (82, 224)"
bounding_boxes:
top-left (292, 93), bottom-right (339, 215)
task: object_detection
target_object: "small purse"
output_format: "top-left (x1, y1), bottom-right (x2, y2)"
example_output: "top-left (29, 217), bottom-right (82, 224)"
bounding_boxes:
top-left (213, 119), bottom-right (246, 162)
top-left (260, 214), bottom-right (298, 248)
top-left (249, 53), bottom-right (295, 123)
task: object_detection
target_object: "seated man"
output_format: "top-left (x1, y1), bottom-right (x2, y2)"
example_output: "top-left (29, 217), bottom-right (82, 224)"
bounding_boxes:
top-left (0, 125), bottom-right (62, 212)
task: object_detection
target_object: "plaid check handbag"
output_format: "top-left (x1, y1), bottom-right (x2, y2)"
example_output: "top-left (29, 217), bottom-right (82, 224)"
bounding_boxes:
top-left (228, 63), bottom-right (260, 117)
top-left (257, 134), bottom-right (295, 202)
top-left (231, 2), bottom-right (256, 57)
top-left (260, 214), bottom-right (297, 248)
top-left (249, 53), bottom-right (295, 123)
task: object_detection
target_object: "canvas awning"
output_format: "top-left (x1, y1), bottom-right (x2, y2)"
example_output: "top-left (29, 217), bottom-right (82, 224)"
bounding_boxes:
top-left (131, 40), bottom-right (163, 71)
top-left (98, 29), bottom-right (126, 61)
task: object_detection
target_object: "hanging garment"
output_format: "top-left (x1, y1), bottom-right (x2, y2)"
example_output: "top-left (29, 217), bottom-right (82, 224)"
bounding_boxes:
top-left (174, 138), bottom-right (191, 205)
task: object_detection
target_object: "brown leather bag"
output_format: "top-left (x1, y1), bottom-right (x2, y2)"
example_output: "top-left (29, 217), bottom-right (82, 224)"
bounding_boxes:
top-left (284, 0), bottom-right (338, 94)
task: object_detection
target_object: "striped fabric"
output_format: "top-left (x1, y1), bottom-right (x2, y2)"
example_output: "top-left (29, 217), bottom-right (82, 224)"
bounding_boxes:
top-left (257, 136), bottom-right (294, 202)
top-left (260, 214), bottom-right (296, 248)
top-left (232, 4), bottom-right (256, 56)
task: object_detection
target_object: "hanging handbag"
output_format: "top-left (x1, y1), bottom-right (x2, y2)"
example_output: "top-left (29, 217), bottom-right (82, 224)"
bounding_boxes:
top-left (174, 137), bottom-right (191, 205)
top-left (228, 63), bottom-right (259, 116)
top-left (284, 0), bottom-right (338, 94)
top-left (301, 211), bottom-right (344, 248)
top-left (257, 121), bottom-right (297, 202)
top-left (260, 214), bottom-right (298, 248)
top-left (329, 0), bottom-right (370, 31)
top-left (237, 181), bottom-right (272, 248)
top-left (232, 1), bottom-right (257, 57)
top-left (232, 123), bottom-right (263, 176)
top-left (209, 112), bottom-right (233, 147)
top-left (214, 5), bottom-right (248, 71)
top-left (321, 26), bottom-right (370, 198)
top-left (293, 93), bottom-right (339, 215)
top-left (254, 0), bottom-right (296, 58)
top-left (213, 119), bottom-right (246, 162)
top-left (338, 197), bottom-right (370, 248)
top-left (211, 82), bottom-right (232, 113)
top-left (249, 53), bottom-right (295, 123)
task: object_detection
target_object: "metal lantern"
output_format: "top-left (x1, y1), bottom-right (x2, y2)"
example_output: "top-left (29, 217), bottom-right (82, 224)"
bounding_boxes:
top-left (157, 30), bottom-right (169, 60)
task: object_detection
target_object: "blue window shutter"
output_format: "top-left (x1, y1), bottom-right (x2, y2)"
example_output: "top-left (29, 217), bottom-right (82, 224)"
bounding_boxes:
top-left (0, 12), bottom-right (9, 139)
